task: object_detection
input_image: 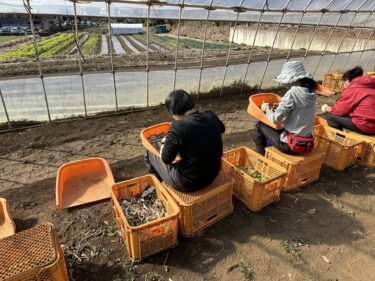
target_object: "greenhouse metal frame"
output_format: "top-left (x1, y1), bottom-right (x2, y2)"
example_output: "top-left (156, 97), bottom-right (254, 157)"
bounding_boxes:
top-left (1, 0), bottom-right (375, 131)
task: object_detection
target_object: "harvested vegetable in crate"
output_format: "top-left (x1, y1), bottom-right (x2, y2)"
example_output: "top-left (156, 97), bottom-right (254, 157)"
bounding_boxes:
top-left (120, 186), bottom-right (166, 227)
top-left (238, 166), bottom-right (267, 182)
top-left (147, 133), bottom-right (167, 151)
top-left (260, 102), bottom-right (279, 112)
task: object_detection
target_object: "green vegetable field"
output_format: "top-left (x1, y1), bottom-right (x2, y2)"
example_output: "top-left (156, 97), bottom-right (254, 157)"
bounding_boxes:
top-left (0, 33), bottom-right (83, 60)
top-left (81, 33), bottom-right (100, 55)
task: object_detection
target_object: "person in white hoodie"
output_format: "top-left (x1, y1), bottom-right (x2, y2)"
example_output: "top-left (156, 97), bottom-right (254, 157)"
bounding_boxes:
top-left (254, 61), bottom-right (317, 155)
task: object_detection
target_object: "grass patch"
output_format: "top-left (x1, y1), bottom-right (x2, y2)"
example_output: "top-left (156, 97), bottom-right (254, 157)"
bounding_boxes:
top-left (82, 33), bottom-right (100, 56)
top-left (151, 34), bottom-right (242, 49)
top-left (0, 36), bottom-right (22, 45)
top-left (239, 262), bottom-right (254, 280)
top-left (281, 240), bottom-right (301, 258)
top-left (190, 80), bottom-right (258, 98)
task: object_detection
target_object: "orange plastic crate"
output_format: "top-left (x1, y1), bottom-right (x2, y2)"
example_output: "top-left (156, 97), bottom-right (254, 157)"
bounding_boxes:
top-left (163, 171), bottom-right (234, 237)
top-left (313, 125), bottom-right (364, 170)
top-left (221, 147), bottom-right (287, 211)
top-left (314, 115), bottom-right (328, 127)
top-left (0, 198), bottom-right (16, 239)
top-left (365, 71), bottom-right (375, 78)
top-left (0, 222), bottom-right (69, 281)
top-left (346, 132), bottom-right (375, 168)
top-left (247, 93), bottom-right (284, 130)
top-left (265, 146), bottom-right (326, 191)
top-left (140, 122), bottom-right (171, 157)
top-left (56, 157), bottom-right (115, 209)
top-left (111, 175), bottom-right (180, 261)
top-left (322, 72), bottom-right (345, 93)
top-left (316, 84), bottom-right (335, 96)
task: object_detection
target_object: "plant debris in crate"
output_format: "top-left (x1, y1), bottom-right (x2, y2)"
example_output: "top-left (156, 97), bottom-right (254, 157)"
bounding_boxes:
top-left (121, 186), bottom-right (167, 227)
top-left (147, 133), bottom-right (167, 151)
top-left (238, 166), bottom-right (267, 182)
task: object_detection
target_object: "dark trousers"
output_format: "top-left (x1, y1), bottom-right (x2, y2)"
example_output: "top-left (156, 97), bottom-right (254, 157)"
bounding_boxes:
top-left (322, 113), bottom-right (370, 135)
top-left (144, 150), bottom-right (188, 192)
top-left (253, 122), bottom-right (293, 156)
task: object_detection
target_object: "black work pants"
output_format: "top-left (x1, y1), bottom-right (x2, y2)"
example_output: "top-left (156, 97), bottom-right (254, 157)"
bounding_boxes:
top-left (322, 113), bottom-right (371, 135)
top-left (144, 150), bottom-right (189, 192)
top-left (253, 122), bottom-right (293, 156)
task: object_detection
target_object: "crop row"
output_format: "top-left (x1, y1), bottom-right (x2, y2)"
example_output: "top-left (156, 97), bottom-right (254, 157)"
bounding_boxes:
top-left (0, 33), bottom-right (83, 61)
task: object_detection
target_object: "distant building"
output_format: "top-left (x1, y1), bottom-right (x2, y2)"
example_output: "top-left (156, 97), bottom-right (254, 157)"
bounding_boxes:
top-left (111, 23), bottom-right (143, 35)
top-left (154, 24), bottom-right (167, 34)
top-left (0, 15), bottom-right (27, 27)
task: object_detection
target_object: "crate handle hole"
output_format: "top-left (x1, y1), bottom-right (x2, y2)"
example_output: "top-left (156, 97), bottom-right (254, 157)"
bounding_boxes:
top-left (207, 214), bottom-right (218, 222)
top-left (301, 178), bottom-right (308, 183)
top-left (148, 226), bottom-right (165, 238)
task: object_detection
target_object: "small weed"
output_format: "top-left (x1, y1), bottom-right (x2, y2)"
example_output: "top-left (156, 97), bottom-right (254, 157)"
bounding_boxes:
top-left (239, 262), bottom-right (254, 280)
top-left (122, 261), bottom-right (137, 281)
top-left (143, 272), bottom-right (164, 281)
top-left (281, 240), bottom-right (301, 258)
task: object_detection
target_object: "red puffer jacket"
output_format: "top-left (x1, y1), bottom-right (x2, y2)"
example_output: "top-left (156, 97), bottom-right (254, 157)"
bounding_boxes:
top-left (331, 76), bottom-right (375, 133)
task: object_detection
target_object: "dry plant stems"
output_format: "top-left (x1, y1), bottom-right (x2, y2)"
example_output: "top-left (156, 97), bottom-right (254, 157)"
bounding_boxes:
top-left (121, 186), bottom-right (167, 227)
top-left (238, 166), bottom-right (267, 182)
top-left (147, 133), bottom-right (167, 151)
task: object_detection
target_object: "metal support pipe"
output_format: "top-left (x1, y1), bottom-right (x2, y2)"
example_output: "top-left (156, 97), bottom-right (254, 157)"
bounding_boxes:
top-left (326, 0), bottom-right (370, 74)
top-left (259, 0), bottom-right (293, 89)
top-left (364, 46), bottom-right (375, 71)
top-left (311, 1), bottom-right (358, 77)
top-left (196, 0), bottom-right (214, 102)
top-left (341, 9), bottom-right (374, 70)
top-left (73, 0), bottom-right (88, 116)
top-left (78, 0), bottom-right (375, 14)
top-left (354, 26), bottom-right (375, 67)
top-left (173, 1), bottom-right (185, 92)
top-left (301, 0), bottom-right (336, 64)
top-left (286, 0), bottom-right (314, 61)
top-left (25, 0), bottom-right (51, 122)
top-left (107, 0), bottom-right (119, 111)
top-left (343, 9), bottom-right (375, 68)
top-left (240, 0), bottom-right (268, 96)
top-left (146, 3), bottom-right (151, 107)
top-left (219, 1), bottom-right (245, 97)
top-left (0, 89), bottom-right (11, 129)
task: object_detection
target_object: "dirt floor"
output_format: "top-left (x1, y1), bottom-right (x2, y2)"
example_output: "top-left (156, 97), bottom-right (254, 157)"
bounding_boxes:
top-left (0, 92), bottom-right (374, 281)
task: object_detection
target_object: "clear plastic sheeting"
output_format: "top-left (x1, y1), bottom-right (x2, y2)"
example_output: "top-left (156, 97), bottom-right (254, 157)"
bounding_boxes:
top-left (0, 78), bottom-right (49, 122)
top-left (148, 70), bottom-right (174, 106)
top-left (1, 51), bottom-right (375, 122)
top-left (2, 0), bottom-right (375, 125)
top-left (175, 68), bottom-right (201, 94)
top-left (3, 0), bottom-right (375, 27)
top-left (44, 75), bottom-right (85, 120)
top-left (83, 73), bottom-right (117, 113)
top-left (116, 71), bottom-right (147, 107)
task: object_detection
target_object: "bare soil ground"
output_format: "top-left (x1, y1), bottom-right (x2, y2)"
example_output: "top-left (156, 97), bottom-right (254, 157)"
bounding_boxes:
top-left (170, 22), bottom-right (230, 42)
top-left (0, 92), bottom-right (374, 281)
top-left (0, 48), bottom-right (318, 78)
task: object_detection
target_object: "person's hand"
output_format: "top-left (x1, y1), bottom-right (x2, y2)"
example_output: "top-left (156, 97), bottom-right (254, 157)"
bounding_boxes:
top-left (261, 102), bottom-right (269, 112)
top-left (321, 104), bottom-right (331, 113)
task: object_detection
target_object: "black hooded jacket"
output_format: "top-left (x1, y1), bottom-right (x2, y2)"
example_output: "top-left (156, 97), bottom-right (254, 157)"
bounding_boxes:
top-left (161, 110), bottom-right (225, 190)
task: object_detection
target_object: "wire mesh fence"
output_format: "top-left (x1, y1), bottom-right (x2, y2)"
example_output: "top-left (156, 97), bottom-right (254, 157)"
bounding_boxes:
top-left (1, 0), bottom-right (375, 129)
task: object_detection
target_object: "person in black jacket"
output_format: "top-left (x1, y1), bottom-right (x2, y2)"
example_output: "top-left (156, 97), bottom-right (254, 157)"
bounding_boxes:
top-left (144, 90), bottom-right (225, 192)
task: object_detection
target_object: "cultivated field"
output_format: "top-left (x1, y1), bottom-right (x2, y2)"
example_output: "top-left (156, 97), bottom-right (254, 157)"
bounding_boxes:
top-left (0, 30), bottom-right (318, 78)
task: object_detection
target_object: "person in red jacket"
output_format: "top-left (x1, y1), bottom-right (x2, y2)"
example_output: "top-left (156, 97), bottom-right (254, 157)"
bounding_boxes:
top-left (321, 66), bottom-right (375, 135)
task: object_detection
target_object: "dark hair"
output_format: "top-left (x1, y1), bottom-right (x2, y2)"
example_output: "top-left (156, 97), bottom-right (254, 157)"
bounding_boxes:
top-left (342, 66), bottom-right (363, 82)
top-left (299, 77), bottom-right (317, 93)
top-left (165, 89), bottom-right (194, 115)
